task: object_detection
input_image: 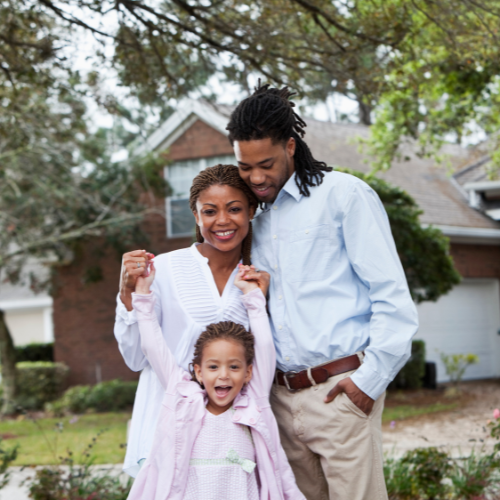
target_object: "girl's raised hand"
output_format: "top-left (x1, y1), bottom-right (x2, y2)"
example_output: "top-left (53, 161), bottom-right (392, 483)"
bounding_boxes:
top-left (136, 261), bottom-right (156, 295)
top-left (234, 265), bottom-right (259, 294)
top-left (234, 265), bottom-right (270, 296)
top-left (239, 265), bottom-right (270, 297)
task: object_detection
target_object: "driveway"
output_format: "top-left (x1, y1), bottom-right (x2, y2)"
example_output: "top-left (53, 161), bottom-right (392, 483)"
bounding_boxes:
top-left (383, 379), bottom-right (500, 458)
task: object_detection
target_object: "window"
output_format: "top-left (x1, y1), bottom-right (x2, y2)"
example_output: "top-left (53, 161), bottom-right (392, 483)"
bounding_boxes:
top-left (165, 155), bottom-right (236, 237)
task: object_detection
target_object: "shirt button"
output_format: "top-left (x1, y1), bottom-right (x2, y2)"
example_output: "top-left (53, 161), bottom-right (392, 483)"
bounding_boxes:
top-left (274, 265), bottom-right (278, 270)
top-left (278, 295), bottom-right (282, 300)
top-left (278, 325), bottom-right (283, 330)
top-left (249, 418), bottom-right (256, 424)
top-left (273, 205), bottom-right (278, 210)
top-left (233, 412), bottom-right (241, 421)
top-left (273, 235), bottom-right (277, 239)
top-left (285, 356), bottom-right (290, 361)
top-left (305, 229), bottom-right (309, 234)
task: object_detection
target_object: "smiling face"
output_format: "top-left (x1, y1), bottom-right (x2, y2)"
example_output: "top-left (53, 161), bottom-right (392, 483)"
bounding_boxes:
top-left (194, 184), bottom-right (255, 253)
top-left (234, 137), bottom-right (296, 204)
top-left (194, 338), bottom-right (253, 415)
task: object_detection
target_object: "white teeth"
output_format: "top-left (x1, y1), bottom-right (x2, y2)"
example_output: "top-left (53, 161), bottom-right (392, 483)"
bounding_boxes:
top-left (215, 230), bottom-right (235, 236)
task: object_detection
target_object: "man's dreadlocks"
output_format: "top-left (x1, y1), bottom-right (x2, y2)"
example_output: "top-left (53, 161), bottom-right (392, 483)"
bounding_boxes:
top-left (226, 82), bottom-right (332, 197)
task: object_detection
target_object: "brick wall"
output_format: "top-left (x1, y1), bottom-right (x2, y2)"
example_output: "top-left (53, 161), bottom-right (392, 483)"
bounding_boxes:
top-left (450, 243), bottom-right (500, 280)
top-left (167, 119), bottom-right (233, 161)
top-left (53, 236), bottom-right (191, 387)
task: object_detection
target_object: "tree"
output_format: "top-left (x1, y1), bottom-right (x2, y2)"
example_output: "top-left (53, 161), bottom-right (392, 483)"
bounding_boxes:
top-left (0, 0), bottom-right (168, 413)
top-left (31, 0), bottom-right (500, 143)
top-left (340, 169), bottom-right (461, 303)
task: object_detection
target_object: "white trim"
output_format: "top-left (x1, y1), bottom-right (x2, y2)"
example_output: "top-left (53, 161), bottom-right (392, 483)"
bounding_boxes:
top-left (463, 180), bottom-right (500, 192)
top-left (43, 307), bottom-right (54, 342)
top-left (431, 224), bottom-right (500, 244)
top-left (0, 296), bottom-right (53, 311)
top-left (486, 208), bottom-right (500, 221)
top-left (134, 99), bottom-right (230, 156)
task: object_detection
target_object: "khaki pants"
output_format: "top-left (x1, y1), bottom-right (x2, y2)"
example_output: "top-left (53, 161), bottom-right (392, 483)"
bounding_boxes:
top-left (270, 370), bottom-right (388, 500)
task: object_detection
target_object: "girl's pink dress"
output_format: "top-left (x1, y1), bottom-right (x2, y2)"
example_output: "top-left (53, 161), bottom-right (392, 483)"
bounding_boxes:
top-left (184, 408), bottom-right (259, 500)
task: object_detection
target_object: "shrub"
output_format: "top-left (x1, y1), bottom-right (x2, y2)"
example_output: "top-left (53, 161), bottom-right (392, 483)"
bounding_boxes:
top-left (384, 457), bottom-right (414, 499)
top-left (401, 447), bottom-right (452, 499)
top-left (15, 342), bottom-right (54, 363)
top-left (28, 467), bottom-right (131, 500)
top-left (48, 385), bottom-right (93, 415)
top-left (449, 452), bottom-right (500, 499)
top-left (440, 352), bottom-right (479, 386)
top-left (0, 437), bottom-right (18, 491)
top-left (15, 362), bottom-right (69, 410)
top-left (47, 379), bottom-right (138, 415)
top-left (87, 379), bottom-right (138, 412)
top-left (27, 430), bottom-right (132, 500)
top-left (384, 447), bottom-right (500, 500)
top-left (391, 340), bottom-right (426, 390)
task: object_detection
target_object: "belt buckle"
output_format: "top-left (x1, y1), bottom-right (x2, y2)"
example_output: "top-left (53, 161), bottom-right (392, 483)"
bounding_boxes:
top-left (283, 371), bottom-right (298, 392)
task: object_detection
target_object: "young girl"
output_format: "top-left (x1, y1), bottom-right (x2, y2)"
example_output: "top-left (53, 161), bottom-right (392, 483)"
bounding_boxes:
top-left (127, 263), bottom-right (305, 500)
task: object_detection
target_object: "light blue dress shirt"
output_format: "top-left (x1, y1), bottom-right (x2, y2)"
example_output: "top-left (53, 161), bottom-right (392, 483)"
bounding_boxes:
top-left (251, 170), bottom-right (419, 400)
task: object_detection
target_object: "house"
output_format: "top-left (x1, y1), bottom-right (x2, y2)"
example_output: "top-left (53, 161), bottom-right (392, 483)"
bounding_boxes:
top-left (52, 99), bottom-right (500, 386)
top-left (0, 263), bottom-right (54, 346)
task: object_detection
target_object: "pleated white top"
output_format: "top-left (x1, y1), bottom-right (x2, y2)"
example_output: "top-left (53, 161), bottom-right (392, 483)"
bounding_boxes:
top-left (114, 244), bottom-right (249, 477)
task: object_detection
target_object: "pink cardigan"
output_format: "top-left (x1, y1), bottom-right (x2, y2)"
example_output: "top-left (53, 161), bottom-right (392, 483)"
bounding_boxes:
top-left (127, 288), bottom-right (305, 500)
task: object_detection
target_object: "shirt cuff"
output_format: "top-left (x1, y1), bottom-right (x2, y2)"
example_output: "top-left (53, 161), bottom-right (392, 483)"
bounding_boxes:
top-left (240, 288), bottom-right (267, 318)
top-left (116, 294), bottom-right (138, 325)
top-left (350, 362), bottom-right (390, 401)
top-left (131, 292), bottom-right (155, 318)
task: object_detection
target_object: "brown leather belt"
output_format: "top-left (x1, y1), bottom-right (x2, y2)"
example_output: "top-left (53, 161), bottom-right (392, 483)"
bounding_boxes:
top-left (277, 354), bottom-right (362, 392)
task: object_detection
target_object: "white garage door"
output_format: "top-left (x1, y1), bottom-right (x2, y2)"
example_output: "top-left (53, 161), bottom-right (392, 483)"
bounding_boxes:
top-left (416, 279), bottom-right (500, 382)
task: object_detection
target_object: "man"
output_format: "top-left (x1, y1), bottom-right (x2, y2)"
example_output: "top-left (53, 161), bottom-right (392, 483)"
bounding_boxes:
top-left (226, 83), bottom-right (419, 500)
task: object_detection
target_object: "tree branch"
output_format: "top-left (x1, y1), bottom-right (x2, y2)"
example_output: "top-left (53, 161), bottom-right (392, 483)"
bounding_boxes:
top-left (0, 208), bottom-right (163, 266)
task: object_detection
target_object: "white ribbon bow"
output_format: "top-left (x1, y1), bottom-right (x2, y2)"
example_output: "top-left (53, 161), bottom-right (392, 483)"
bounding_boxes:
top-left (226, 448), bottom-right (256, 474)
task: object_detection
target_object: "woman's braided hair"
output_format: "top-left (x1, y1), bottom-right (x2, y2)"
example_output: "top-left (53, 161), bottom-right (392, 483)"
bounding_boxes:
top-left (189, 164), bottom-right (258, 265)
top-left (190, 321), bottom-right (255, 386)
top-left (227, 81), bottom-right (332, 197)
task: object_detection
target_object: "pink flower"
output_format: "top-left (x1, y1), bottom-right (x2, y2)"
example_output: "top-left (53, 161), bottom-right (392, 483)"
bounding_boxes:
top-left (69, 416), bottom-right (79, 424)
top-left (390, 420), bottom-right (396, 429)
top-left (494, 408), bottom-right (500, 420)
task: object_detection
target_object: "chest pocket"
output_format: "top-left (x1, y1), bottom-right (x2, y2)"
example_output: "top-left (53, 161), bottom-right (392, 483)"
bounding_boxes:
top-left (285, 223), bottom-right (335, 282)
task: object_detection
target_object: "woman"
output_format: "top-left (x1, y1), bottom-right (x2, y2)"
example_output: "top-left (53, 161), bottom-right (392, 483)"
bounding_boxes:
top-left (114, 164), bottom-right (267, 477)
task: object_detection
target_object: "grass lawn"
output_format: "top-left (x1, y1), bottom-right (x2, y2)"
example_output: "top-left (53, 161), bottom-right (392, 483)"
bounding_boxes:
top-left (382, 402), bottom-right (458, 424)
top-left (0, 402), bottom-right (458, 466)
top-left (0, 412), bottom-right (130, 466)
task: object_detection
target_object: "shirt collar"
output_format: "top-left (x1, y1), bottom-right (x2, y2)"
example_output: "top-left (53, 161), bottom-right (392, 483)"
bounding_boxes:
top-left (280, 173), bottom-right (302, 203)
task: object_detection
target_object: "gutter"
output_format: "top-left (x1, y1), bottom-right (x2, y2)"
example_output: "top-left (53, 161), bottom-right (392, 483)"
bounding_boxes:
top-left (430, 224), bottom-right (500, 245)
top-left (0, 296), bottom-right (53, 311)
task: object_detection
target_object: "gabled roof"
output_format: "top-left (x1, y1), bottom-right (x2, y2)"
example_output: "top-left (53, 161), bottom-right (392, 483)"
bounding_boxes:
top-left (139, 99), bottom-right (500, 243)
top-left (134, 99), bottom-right (231, 156)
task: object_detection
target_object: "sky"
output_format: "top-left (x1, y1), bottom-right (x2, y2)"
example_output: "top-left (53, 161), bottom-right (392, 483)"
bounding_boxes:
top-left (66, 20), bottom-right (359, 135)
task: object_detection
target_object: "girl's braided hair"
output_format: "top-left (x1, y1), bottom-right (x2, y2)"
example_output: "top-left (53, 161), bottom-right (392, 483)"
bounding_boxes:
top-left (226, 81), bottom-right (332, 197)
top-left (189, 163), bottom-right (258, 266)
top-left (190, 321), bottom-right (255, 386)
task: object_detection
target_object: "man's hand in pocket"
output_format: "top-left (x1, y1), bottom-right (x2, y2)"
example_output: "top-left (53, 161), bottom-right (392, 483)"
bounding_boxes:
top-left (324, 377), bottom-right (375, 416)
